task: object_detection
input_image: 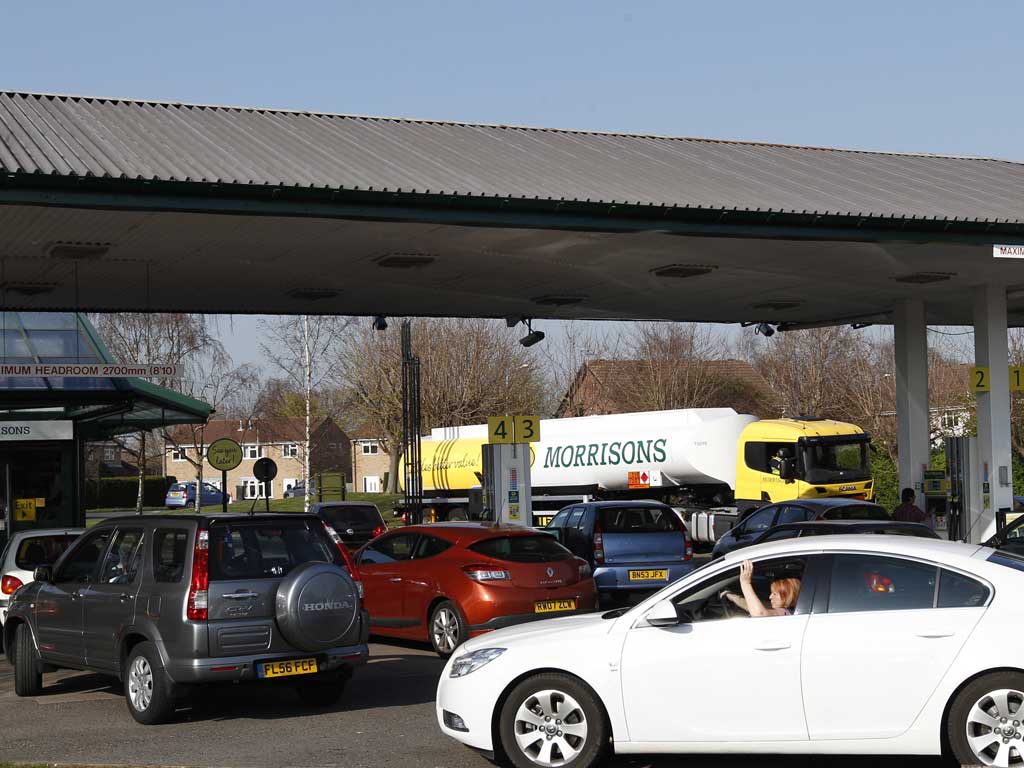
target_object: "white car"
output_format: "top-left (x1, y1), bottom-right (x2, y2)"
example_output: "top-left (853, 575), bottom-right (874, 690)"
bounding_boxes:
top-left (437, 535), bottom-right (1024, 768)
top-left (0, 528), bottom-right (84, 629)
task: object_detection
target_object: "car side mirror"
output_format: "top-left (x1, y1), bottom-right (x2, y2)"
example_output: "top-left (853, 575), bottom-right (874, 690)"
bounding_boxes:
top-left (33, 565), bottom-right (52, 583)
top-left (645, 598), bottom-right (680, 628)
top-left (779, 458), bottom-right (796, 481)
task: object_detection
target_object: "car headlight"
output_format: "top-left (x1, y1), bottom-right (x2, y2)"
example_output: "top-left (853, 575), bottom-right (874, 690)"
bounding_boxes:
top-left (449, 647), bottom-right (506, 678)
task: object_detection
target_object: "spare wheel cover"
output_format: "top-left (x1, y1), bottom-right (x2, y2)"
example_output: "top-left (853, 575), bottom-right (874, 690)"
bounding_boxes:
top-left (275, 562), bottom-right (359, 652)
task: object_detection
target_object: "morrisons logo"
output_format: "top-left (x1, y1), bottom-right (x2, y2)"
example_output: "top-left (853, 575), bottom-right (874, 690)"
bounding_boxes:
top-left (543, 438), bottom-right (668, 469)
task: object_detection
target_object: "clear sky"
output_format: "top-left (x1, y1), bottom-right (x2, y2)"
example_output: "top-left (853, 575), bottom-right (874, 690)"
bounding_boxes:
top-left (2, 0), bottom-right (1016, 366)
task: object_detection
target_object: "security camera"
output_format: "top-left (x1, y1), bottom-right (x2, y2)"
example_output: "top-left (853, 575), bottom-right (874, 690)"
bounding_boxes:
top-left (520, 329), bottom-right (545, 347)
top-left (755, 322), bottom-right (775, 338)
top-left (372, 315), bottom-right (387, 331)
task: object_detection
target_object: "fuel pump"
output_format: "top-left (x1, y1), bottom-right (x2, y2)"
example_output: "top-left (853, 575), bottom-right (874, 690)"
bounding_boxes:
top-left (922, 469), bottom-right (949, 536)
top-left (481, 442), bottom-right (533, 526)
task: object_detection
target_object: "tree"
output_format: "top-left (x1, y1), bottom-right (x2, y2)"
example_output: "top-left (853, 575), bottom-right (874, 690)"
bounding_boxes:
top-left (334, 318), bottom-right (547, 493)
top-left (259, 316), bottom-right (352, 511)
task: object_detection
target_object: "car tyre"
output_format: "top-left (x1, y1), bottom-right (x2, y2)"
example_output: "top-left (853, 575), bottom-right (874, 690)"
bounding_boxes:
top-left (499, 672), bottom-right (607, 768)
top-left (13, 623), bottom-right (42, 697)
top-left (430, 600), bottom-right (465, 658)
top-left (295, 673), bottom-right (347, 707)
top-left (125, 641), bottom-right (175, 725)
top-left (948, 670), bottom-right (1024, 767)
top-left (184, 500), bottom-right (195, 509)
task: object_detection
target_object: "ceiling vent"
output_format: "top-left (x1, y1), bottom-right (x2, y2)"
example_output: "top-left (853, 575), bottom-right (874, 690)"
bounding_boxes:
top-left (650, 264), bottom-right (717, 279)
top-left (532, 294), bottom-right (587, 307)
top-left (47, 242), bottom-right (112, 260)
top-left (374, 253), bottom-right (436, 269)
top-left (0, 281), bottom-right (57, 296)
top-left (892, 272), bottom-right (955, 284)
top-left (287, 288), bottom-right (341, 301)
top-left (752, 300), bottom-right (803, 312)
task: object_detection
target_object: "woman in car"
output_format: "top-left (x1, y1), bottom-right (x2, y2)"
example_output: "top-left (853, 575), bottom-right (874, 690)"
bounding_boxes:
top-left (720, 560), bottom-right (800, 617)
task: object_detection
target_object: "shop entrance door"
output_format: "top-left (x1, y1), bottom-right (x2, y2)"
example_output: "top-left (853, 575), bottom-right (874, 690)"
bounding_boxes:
top-left (0, 444), bottom-right (76, 548)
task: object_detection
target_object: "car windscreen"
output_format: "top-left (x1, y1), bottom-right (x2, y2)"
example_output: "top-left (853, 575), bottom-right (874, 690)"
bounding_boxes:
top-left (15, 533), bottom-right (80, 570)
top-left (599, 506), bottom-right (682, 533)
top-left (824, 505), bottom-right (889, 521)
top-left (208, 519), bottom-right (342, 581)
top-left (320, 505), bottom-right (382, 528)
top-left (469, 535), bottom-right (573, 562)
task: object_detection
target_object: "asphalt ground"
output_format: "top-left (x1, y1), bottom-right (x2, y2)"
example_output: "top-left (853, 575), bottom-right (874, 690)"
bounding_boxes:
top-left (0, 638), bottom-right (948, 768)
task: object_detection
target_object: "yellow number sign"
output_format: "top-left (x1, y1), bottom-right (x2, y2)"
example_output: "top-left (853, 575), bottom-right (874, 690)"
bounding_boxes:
top-left (513, 415), bottom-right (541, 443)
top-left (971, 367), bottom-right (991, 392)
top-left (488, 416), bottom-right (513, 444)
top-left (14, 498), bottom-right (36, 522)
top-left (1012, 366), bottom-right (1024, 392)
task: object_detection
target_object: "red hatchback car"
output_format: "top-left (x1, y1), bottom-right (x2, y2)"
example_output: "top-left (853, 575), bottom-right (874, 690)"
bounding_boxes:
top-left (355, 523), bottom-right (598, 656)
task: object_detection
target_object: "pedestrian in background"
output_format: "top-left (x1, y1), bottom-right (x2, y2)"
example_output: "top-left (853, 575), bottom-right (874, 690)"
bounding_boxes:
top-left (893, 487), bottom-right (933, 530)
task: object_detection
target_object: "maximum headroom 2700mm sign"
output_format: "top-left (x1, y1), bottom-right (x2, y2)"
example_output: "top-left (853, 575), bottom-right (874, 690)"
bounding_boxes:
top-left (0, 363), bottom-right (181, 378)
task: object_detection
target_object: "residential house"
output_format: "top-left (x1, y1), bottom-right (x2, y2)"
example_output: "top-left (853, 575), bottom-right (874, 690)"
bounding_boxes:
top-left (84, 440), bottom-right (138, 478)
top-left (350, 422), bottom-right (390, 493)
top-left (165, 417), bottom-right (351, 500)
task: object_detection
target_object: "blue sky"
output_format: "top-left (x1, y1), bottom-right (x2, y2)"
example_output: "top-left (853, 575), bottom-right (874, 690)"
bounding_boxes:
top-left (2, 0), bottom-right (1016, 365)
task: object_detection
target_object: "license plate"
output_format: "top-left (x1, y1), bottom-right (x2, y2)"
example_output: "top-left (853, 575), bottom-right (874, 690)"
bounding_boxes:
top-left (628, 569), bottom-right (669, 581)
top-left (258, 658), bottom-right (318, 678)
top-left (534, 599), bottom-right (577, 614)
top-left (171, 492), bottom-right (182, 498)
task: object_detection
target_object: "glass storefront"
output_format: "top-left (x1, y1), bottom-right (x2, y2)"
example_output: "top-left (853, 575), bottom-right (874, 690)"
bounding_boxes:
top-left (0, 442), bottom-right (78, 547)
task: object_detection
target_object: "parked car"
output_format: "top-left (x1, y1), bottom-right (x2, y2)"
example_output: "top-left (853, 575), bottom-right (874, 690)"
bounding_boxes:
top-left (164, 481), bottom-right (229, 509)
top-left (3, 513), bottom-right (367, 724)
top-left (712, 497), bottom-right (890, 559)
top-left (437, 534), bottom-right (1020, 767)
top-left (544, 501), bottom-right (694, 597)
top-left (312, 501), bottom-right (388, 550)
top-left (729, 519), bottom-right (939, 554)
top-left (356, 523), bottom-right (598, 657)
top-left (0, 528), bottom-right (85, 636)
top-left (284, 479), bottom-right (317, 499)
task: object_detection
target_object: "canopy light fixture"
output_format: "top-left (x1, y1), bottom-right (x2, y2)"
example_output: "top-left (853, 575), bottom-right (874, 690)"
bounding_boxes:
top-left (519, 318), bottom-right (545, 347)
top-left (372, 315), bottom-right (388, 331)
top-left (650, 264), bottom-right (717, 279)
top-left (892, 272), bottom-right (955, 284)
top-left (531, 294), bottom-right (586, 307)
top-left (287, 288), bottom-right (341, 300)
top-left (374, 253), bottom-right (436, 269)
top-left (0, 281), bottom-right (57, 296)
top-left (47, 241), bottom-right (111, 260)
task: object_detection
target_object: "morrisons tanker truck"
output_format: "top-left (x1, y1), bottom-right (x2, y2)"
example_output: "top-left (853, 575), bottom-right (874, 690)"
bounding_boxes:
top-left (402, 408), bottom-right (874, 541)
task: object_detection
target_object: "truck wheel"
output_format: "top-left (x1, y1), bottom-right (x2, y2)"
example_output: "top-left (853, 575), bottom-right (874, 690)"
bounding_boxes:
top-left (430, 600), bottom-right (465, 658)
top-left (948, 671), bottom-right (1024, 767)
top-left (13, 623), bottom-right (42, 697)
top-left (125, 642), bottom-right (175, 724)
top-left (499, 672), bottom-right (607, 768)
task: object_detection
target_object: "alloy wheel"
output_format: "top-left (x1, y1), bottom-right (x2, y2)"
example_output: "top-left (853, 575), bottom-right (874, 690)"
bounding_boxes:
top-left (128, 655), bottom-right (154, 712)
top-left (432, 607), bottom-right (460, 654)
top-left (512, 688), bottom-right (589, 766)
top-left (965, 688), bottom-right (1024, 767)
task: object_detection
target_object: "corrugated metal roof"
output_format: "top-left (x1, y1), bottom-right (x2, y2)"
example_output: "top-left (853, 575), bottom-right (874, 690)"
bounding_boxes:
top-left (1, 90), bottom-right (1023, 223)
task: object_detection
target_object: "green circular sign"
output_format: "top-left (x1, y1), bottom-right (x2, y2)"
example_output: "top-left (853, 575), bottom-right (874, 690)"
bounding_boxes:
top-left (207, 438), bottom-right (243, 472)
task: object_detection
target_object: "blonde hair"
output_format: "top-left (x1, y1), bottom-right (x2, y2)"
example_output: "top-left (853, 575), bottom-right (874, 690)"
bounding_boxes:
top-left (772, 578), bottom-right (801, 609)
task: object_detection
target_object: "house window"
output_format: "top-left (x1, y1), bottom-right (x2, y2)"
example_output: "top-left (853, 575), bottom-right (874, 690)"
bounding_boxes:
top-left (171, 448), bottom-right (186, 462)
top-left (103, 445), bottom-right (117, 462)
top-left (242, 478), bottom-right (273, 499)
top-left (284, 444), bottom-right (299, 458)
top-left (243, 444), bottom-right (262, 460)
top-left (361, 441), bottom-right (379, 455)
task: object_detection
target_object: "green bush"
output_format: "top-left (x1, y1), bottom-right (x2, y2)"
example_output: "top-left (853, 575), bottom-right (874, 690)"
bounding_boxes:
top-left (870, 451), bottom-right (899, 513)
top-left (85, 476), bottom-right (176, 508)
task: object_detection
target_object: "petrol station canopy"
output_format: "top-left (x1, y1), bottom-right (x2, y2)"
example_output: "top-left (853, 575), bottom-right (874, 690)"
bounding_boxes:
top-left (1, 90), bottom-right (1024, 326)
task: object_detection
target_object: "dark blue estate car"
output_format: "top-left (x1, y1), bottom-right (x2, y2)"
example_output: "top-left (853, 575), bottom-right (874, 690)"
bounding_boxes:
top-left (712, 497), bottom-right (890, 559)
top-left (544, 500), bottom-right (694, 595)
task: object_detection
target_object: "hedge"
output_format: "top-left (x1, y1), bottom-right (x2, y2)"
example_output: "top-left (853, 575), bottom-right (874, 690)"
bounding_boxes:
top-left (85, 475), bottom-right (177, 508)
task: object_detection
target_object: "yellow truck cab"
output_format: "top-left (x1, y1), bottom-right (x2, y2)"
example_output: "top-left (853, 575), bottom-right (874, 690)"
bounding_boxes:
top-left (734, 418), bottom-right (874, 510)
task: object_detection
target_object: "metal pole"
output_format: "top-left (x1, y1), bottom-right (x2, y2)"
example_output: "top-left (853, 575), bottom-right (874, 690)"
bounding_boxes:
top-left (401, 321), bottom-right (423, 525)
top-left (222, 469), bottom-right (228, 515)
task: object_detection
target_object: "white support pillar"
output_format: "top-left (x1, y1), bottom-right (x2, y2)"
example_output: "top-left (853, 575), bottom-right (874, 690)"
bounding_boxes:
top-left (894, 299), bottom-right (930, 498)
top-left (973, 283), bottom-right (1013, 542)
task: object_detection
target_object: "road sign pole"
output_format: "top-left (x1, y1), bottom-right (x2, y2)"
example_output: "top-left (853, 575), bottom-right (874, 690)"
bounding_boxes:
top-left (222, 469), bottom-right (228, 515)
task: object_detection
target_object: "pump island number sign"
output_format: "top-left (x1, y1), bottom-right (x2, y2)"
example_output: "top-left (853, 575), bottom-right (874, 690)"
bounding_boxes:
top-left (488, 415), bottom-right (541, 444)
top-left (207, 438), bottom-right (243, 472)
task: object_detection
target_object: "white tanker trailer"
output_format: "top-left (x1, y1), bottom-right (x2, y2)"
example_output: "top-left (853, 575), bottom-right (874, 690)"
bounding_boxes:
top-left (402, 408), bottom-right (874, 543)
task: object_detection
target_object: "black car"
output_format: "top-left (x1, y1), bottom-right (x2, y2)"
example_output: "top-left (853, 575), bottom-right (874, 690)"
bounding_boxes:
top-left (749, 519), bottom-right (939, 549)
top-left (712, 498), bottom-right (890, 559)
top-left (311, 502), bottom-right (388, 550)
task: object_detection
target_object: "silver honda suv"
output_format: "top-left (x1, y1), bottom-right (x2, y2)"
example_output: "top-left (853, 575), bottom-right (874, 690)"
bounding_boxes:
top-left (3, 513), bottom-right (368, 724)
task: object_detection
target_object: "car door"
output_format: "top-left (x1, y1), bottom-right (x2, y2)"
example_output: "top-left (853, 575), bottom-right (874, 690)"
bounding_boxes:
top-left (543, 507), bottom-right (572, 547)
top-left (619, 554), bottom-right (816, 742)
top-left (801, 552), bottom-right (990, 739)
top-left (561, 506), bottom-right (587, 558)
top-left (35, 527), bottom-right (113, 665)
top-left (81, 526), bottom-right (144, 672)
top-left (358, 532), bottom-right (420, 630)
top-left (723, 505), bottom-right (779, 553)
top-left (403, 534), bottom-right (454, 626)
